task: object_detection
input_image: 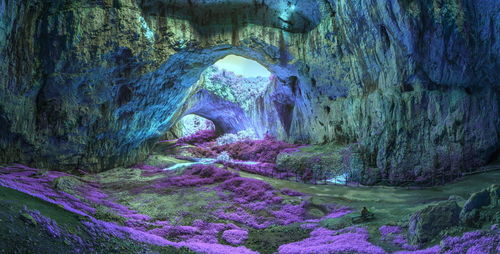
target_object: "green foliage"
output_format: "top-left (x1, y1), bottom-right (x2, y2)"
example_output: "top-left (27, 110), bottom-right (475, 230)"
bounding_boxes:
top-left (94, 205), bottom-right (127, 225)
top-left (202, 66), bottom-right (269, 112)
top-left (245, 225), bottom-right (311, 254)
top-left (276, 144), bottom-right (344, 181)
top-left (52, 175), bottom-right (83, 195)
top-left (319, 216), bottom-right (353, 230)
top-left (0, 186), bottom-right (194, 254)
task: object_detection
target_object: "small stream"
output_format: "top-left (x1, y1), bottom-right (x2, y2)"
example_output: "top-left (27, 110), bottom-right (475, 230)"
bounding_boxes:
top-left (163, 158), bottom-right (261, 171)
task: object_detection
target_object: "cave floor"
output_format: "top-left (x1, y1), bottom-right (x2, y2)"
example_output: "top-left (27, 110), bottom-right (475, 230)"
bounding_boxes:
top-left (82, 147), bottom-right (500, 252)
top-left (0, 145), bottom-right (499, 253)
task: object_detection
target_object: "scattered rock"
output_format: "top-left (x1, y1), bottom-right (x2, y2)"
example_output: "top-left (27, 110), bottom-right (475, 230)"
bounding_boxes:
top-left (462, 189), bottom-right (491, 214)
top-left (52, 176), bottom-right (83, 195)
top-left (460, 184), bottom-right (500, 227)
top-left (408, 201), bottom-right (461, 244)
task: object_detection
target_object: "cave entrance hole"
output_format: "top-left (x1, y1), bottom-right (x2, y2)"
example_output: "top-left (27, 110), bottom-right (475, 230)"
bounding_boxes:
top-left (174, 54), bottom-right (279, 141)
top-left (174, 114), bottom-right (215, 138)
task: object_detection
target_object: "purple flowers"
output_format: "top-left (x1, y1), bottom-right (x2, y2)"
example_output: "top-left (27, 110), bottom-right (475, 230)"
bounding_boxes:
top-left (281, 188), bottom-right (304, 196)
top-left (152, 164), bottom-right (238, 189)
top-left (440, 230), bottom-right (499, 254)
top-left (213, 135), bottom-right (299, 163)
top-left (321, 206), bottom-right (352, 219)
top-left (379, 225), bottom-right (403, 236)
top-left (222, 229), bottom-right (248, 245)
top-left (23, 208), bottom-right (62, 237)
top-left (218, 177), bottom-right (275, 203)
top-left (177, 129), bottom-right (217, 145)
top-left (278, 227), bottom-right (386, 254)
top-left (379, 225), bottom-right (419, 251)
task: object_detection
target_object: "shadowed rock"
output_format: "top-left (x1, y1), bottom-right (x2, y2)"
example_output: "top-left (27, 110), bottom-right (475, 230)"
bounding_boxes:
top-left (408, 201), bottom-right (461, 244)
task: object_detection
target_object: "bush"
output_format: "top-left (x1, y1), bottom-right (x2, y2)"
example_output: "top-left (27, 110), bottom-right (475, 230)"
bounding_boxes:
top-left (215, 129), bottom-right (257, 145)
top-left (213, 135), bottom-right (298, 163)
top-left (218, 177), bottom-right (274, 203)
top-left (177, 130), bottom-right (217, 145)
top-left (153, 165), bottom-right (238, 189)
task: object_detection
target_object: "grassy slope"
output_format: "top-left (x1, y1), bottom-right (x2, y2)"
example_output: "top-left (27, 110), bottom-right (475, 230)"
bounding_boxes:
top-left (0, 186), bottom-right (193, 254)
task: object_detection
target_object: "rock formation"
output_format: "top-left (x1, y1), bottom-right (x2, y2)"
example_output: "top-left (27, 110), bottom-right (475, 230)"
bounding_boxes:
top-left (1, 0), bottom-right (499, 184)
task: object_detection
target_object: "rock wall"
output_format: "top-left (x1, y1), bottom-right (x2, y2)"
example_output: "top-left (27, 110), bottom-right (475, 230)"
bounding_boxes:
top-left (0, 0), bottom-right (499, 184)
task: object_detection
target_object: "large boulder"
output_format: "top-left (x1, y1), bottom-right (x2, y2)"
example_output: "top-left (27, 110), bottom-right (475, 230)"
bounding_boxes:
top-left (460, 184), bottom-right (500, 227)
top-left (408, 201), bottom-right (461, 244)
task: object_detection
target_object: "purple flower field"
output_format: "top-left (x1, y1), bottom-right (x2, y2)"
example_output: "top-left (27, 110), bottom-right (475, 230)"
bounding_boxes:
top-left (0, 133), bottom-right (498, 254)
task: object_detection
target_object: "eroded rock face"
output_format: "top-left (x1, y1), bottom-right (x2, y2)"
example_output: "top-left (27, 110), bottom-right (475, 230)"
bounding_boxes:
top-left (181, 89), bottom-right (251, 135)
top-left (141, 0), bottom-right (322, 33)
top-left (0, 0), bottom-right (499, 183)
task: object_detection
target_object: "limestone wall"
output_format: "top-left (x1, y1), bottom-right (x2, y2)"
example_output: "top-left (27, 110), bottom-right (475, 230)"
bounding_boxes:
top-left (0, 0), bottom-right (498, 184)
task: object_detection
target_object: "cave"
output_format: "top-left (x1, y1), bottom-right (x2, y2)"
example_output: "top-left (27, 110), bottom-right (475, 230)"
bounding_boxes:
top-left (0, 0), bottom-right (499, 253)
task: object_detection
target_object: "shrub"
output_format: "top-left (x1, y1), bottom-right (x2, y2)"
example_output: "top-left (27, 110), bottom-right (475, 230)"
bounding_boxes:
top-left (213, 135), bottom-right (298, 163)
top-left (153, 165), bottom-right (238, 189)
top-left (218, 177), bottom-right (274, 203)
top-left (216, 129), bottom-right (257, 145)
top-left (177, 130), bottom-right (217, 145)
top-left (277, 227), bottom-right (386, 254)
top-left (222, 229), bottom-right (249, 245)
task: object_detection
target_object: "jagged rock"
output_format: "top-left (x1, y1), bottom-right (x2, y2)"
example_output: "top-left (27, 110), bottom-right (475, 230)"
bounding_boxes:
top-left (460, 184), bottom-right (500, 227)
top-left (359, 167), bottom-right (382, 186)
top-left (0, 0), bottom-right (498, 184)
top-left (408, 201), bottom-right (461, 244)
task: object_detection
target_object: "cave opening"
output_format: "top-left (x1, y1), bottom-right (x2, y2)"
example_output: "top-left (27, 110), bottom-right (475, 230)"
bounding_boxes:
top-left (173, 114), bottom-right (216, 139)
top-left (171, 54), bottom-right (280, 141)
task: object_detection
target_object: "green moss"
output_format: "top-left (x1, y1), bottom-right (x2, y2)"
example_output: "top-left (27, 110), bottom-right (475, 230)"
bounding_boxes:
top-left (276, 144), bottom-right (345, 180)
top-left (115, 188), bottom-right (222, 223)
top-left (319, 216), bottom-right (353, 230)
top-left (19, 213), bottom-right (37, 225)
top-left (52, 175), bottom-right (83, 195)
top-left (94, 205), bottom-right (127, 225)
top-left (0, 186), bottom-right (195, 253)
top-left (245, 225), bottom-right (311, 254)
top-left (144, 154), bottom-right (189, 168)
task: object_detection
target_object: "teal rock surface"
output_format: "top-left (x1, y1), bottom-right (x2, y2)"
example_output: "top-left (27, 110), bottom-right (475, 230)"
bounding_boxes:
top-left (0, 0), bottom-right (498, 185)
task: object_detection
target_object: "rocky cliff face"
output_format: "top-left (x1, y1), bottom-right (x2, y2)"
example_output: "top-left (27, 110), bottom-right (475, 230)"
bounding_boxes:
top-left (0, 0), bottom-right (499, 184)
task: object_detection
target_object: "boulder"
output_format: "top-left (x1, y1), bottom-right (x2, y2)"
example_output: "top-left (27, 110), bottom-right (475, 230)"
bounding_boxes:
top-left (462, 189), bottom-right (491, 214)
top-left (408, 201), bottom-right (461, 244)
top-left (460, 184), bottom-right (500, 227)
top-left (52, 176), bottom-right (83, 195)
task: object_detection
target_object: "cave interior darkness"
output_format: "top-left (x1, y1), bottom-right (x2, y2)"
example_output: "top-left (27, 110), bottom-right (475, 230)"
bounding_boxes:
top-left (0, 0), bottom-right (499, 253)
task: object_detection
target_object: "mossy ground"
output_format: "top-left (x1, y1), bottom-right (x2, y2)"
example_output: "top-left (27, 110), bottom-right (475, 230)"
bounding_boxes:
top-left (83, 150), bottom-right (500, 251)
top-left (1, 147), bottom-right (499, 253)
top-left (245, 225), bottom-right (312, 254)
top-left (0, 186), bottom-right (193, 254)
